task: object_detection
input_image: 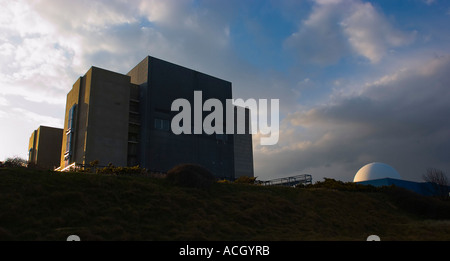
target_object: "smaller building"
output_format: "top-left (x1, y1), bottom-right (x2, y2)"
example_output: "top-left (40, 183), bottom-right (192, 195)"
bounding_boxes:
top-left (357, 177), bottom-right (438, 196)
top-left (354, 162), bottom-right (449, 196)
top-left (28, 126), bottom-right (63, 169)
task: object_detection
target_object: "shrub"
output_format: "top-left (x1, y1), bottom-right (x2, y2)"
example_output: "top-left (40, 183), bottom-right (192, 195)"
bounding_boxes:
top-left (234, 176), bottom-right (257, 184)
top-left (380, 185), bottom-right (450, 219)
top-left (3, 157), bottom-right (27, 168)
top-left (166, 164), bottom-right (216, 189)
top-left (303, 178), bottom-right (379, 192)
top-left (95, 163), bottom-right (145, 176)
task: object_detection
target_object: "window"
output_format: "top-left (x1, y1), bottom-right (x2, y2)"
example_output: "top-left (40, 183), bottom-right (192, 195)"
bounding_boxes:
top-left (65, 104), bottom-right (76, 161)
top-left (28, 148), bottom-right (34, 162)
top-left (65, 132), bottom-right (73, 155)
top-left (154, 118), bottom-right (170, 131)
top-left (65, 129), bottom-right (74, 160)
top-left (67, 104), bottom-right (76, 131)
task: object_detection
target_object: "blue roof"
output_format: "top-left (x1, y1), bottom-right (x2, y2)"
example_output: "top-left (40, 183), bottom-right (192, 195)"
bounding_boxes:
top-left (356, 178), bottom-right (440, 196)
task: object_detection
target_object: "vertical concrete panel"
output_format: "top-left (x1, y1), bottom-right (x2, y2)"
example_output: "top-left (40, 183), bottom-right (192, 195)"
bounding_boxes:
top-left (77, 69), bottom-right (92, 165)
top-left (85, 67), bottom-right (130, 167)
top-left (127, 57), bottom-right (149, 167)
top-left (234, 133), bottom-right (254, 178)
top-left (59, 77), bottom-right (81, 168)
top-left (29, 126), bottom-right (63, 169)
top-left (234, 107), bottom-right (254, 178)
top-left (28, 130), bottom-right (37, 164)
top-left (36, 126), bottom-right (63, 169)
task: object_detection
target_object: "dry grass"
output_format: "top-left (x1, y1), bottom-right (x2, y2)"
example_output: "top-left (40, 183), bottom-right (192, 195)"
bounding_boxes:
top-left (0, 167), bottom-right (449, 241)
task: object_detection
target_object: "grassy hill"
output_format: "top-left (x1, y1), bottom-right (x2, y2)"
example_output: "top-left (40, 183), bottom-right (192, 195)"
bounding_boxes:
top-left (0, 167), bottom-right (449, 241)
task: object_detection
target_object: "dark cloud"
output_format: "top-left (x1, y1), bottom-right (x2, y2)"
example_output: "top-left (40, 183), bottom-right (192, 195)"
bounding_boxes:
top-left (255, 55), bottom-right (450, 182)
top-left (284, 0), bottom-right (416, 65)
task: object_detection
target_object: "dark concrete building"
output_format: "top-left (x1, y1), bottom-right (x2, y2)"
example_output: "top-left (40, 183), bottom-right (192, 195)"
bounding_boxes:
top-left (28, 125), bottom-right (63, 169)
top-left (58, 56), bottom-right (253, 179)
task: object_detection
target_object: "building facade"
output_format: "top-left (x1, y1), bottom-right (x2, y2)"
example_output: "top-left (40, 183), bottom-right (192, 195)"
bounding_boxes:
top-left (28, 125), bottom-right (63, 169)
top-left (59, 66), bottom-right (134, 170)
top-left (58, 56), bottom-right (253, 179)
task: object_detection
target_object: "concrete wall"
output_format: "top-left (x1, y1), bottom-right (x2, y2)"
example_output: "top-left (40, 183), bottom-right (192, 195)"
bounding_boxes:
top-left (36, 126), bottom-right (63, 169)
top-left (233, 107), bottom-right (254, 178)
top-left (60, 67), bottom-right (131, 168)
top-left (74, 72), bottom-right (90, 165)
top-left (29, 126), bottom-right (63, 169)
top-left (128, 56), bottom-right (149, 86)
top-left (60, 76), bottom-right (82, 168)
top-left (85, 67), bottom-right (130, 167)
top-left (127, 83), bottom-right (141, 167)
top-left (28, 130), bottom-right (37, 163)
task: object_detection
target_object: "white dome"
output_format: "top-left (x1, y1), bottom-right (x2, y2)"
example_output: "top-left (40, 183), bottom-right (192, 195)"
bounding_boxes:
top-left (353, 162), bottom-right (401, 182)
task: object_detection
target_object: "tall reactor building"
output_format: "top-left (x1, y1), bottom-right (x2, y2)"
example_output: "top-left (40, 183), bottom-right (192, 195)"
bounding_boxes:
top-left (57, 56), bottom-right (254, 180)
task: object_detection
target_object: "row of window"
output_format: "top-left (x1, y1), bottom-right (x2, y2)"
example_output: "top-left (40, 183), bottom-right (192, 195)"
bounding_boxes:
top-left (65, 105), bottom-right (76, 161)
top-left (64, 110), bottom-right (227, 163)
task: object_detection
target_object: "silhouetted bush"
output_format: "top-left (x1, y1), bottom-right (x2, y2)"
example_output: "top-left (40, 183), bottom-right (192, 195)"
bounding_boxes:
top-left (166, 164), bottom-right (216, 189)
top-left (95, 163), bottom-right (146, 176)
top-left (380, 185), bottom-right (450, 219)
top-left (3, 157), bottom-right (27, 168)
top-left (234, 176), bottom-right (257, 184)
top-left (422, 168), bottom-right (450, 200)
top-left (305, 178), bottom-right (450, 219)
top-left (217, 179), bottom-right (231, 184)
top-left (303, 178), bottom-right (379, 192)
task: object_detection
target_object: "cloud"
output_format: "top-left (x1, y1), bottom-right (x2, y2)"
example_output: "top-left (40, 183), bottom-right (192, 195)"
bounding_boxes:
top-left (0, 0), bottom-right (79, 105)
top-left (0, 105), bottom-right (63, 161)
top-left (285, 0), bottom-right (416, 65)
top-left (1, 0), bottom-right (291, 112)
top-left (0, 96), bottom-right (8, 106)
top-left (0, 0), bottom-right (260, 161)
top-left (341, 1), bottom-right (416, 63)
top-left (255, 55), bottom-right (450, 182)
top-left (284, 0), bottom-right (349, 65)
top-left (0, 0), bottom-right (238, 107)
top-left (33, 0), bottom-right (136, 31)
top-left (10, 107), bottom-right (63, 127)
top-left (423, 0), bottom-right (435, 5)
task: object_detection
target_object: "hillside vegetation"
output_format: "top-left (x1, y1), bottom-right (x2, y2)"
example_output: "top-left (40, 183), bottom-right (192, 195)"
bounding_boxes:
top-left (0, 167), bottom-right (449, 241)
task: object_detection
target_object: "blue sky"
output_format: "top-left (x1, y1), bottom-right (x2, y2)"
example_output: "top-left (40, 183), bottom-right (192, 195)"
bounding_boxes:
top-left (1, 0), bottom-right (450, 182)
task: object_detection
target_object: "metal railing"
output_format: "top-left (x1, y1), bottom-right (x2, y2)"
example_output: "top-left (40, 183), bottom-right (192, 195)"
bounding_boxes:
top-left (262, 174), bottom-right (312, 187)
